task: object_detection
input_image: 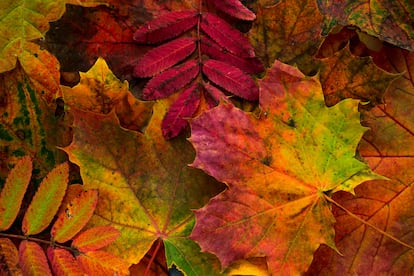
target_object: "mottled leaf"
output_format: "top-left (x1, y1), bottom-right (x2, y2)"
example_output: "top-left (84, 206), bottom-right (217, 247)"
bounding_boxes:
top-left (209, 0), bottom-right (256, 20)
top-left (189, 60), bottom-right (380, 274)
top-left (19, 241), bottom-right (52, 276)
top-left (319, 45), bottom-right (399, 107)
top-left (143, 60), bottom-right (200, 100)
top-left (161, 84), bottom-right (201, 139)
top-left (76, 250), bottom-right (129, 276)
top-left (317, 0), bottom-right (414, 51)
top-left (51, 190), bottom-right (99, 243)
top-left (134, 37), bottom-right (196, 77)
top-left (47, 247), bottom-right (84, 276)
top-left (202, 59), bottom-right (259, 101)
top-left (0, 0), bottom-right (66, 73)
top-left (200, 36), bottom-right (264, 74)
top-left (0, 156), bottom-right (32, 231)
top-left (72, 226), bottom-right (120, 252)
top-left (0, 238), bottom-right (21, 275)
top-left (63, 102), bottom-right (224, 274)
top-left (133, 11), bottom-right (198, 44)
top-left (308, 45), bottom-right (414, 276)
top-left (62, 57), bottom-right (153, 132)
top-left (22, 162), bottom-right (69, 235)
top-left (249, 0), bottom-right (324, 74)
top-left (201, 12), bottom-right (255, 58)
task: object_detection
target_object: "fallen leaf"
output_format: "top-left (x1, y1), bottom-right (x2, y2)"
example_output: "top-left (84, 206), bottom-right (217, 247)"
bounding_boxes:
top-left (189, 60), bottom-right (380, 274)
top-left (63, 100), bottom-right (224, 274)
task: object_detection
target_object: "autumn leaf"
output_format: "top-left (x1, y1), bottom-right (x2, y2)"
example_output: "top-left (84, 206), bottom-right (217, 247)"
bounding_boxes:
top-left (249, 0), bottom-right (324, 74)
top-left (317, 0), bottom-right (414, 51)
top-left (0, 0), bottom-right (66, 73)
top-left (62, 57), bottom-right (153, 132)
top-left (307, 46), bottom-right (414, 275)
top-left (63, 100), bottom-right (225, 275)
top-left (189, 60), bottom-right (381, 274)
top-left (318, 44), bottom-right (399, 107)
top-left (0, 238), bottom-right (21, 275)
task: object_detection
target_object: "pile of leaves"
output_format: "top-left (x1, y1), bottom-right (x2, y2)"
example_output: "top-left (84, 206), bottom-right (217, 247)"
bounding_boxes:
top-left (0, 0), bottom-right (413, 275)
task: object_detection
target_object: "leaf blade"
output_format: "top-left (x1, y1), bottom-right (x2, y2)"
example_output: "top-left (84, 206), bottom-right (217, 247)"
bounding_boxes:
top-left (47, 247), bottom-right (84, 276)
top-left (72, 226), bottom-right (120, 252)
top-left (0, 238), bottom-right (21, 275)
top-left (19, 241), bottom-right (52, 276)
top-left (0, 156), bottom-right (32, 231)
top-left (22, 162), bottom-right (69, 235)
top-left (51, 189), bottom-right (99, 243)
top-left (209, 0), bottom-right (256, 20)
top-left (134, 37), bottom-right (196, 77)
top-left (76, 250), bottom-right (130, 276)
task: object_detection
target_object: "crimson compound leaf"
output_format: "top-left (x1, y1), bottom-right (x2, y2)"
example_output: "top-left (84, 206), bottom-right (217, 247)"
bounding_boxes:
top-left (134, 37), bottom-right (196, 78)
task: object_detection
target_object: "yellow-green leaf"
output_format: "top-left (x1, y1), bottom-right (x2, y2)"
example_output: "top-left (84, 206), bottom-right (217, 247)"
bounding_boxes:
top-left (22, 162), bottom-right (69, 235)
top-left (0, 156), bottom-right (32, 231)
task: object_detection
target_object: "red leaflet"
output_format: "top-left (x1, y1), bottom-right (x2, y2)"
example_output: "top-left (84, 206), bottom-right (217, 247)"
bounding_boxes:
top-left (143, 60), bottom-right (200, 100)
top-left (200, 36), bottom-right (264, 74)
top-left (162, 84), bottom-right (201, 139)
top-left (201, 13), bottom-right (255, 58)
top-left (202, 59), bottom-right (259, 101)
top-left (209, 0), bottom-right (256, 21)
top-left (47, 247), bottom-right (84, 276)
top-left (134, 37), bottom-right (196, 77)
top-left (133, 11), bottom-right (199, 44)
top-left (19, 241), bottom-right (52, 276)
top-left (203, 82), bottom-right (229, 108)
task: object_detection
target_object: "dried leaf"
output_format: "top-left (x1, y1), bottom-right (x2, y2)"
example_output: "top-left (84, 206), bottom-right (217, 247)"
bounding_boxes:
top-left (0, 238), bottom-right (21, 275)
top-left (51, 190), bottom-right (99, 243)
top-left (189, 60), bottom-right (381, 274)
top-left (161, 84), bottom-right (201, 139)
top-left (22, 162), bottom-right (69, 235)
top-left (200, 36), bottom-right (264, 74)
top-left (19, 241), bottom-right (52, 276)
top-left (209, 0), bottom-right (256, 20)
top-left (202, 59), bottom-right (259, 101)
top-left (133, 11), bottom-right (199, 44)
top-left (77, 250), bottom-right (129, 276)
top-left (72, 226), bottom-right (120, 252)
top-left (319, 45), bottom-right (399, 107)
top-left (47, 247), bottom-right (84, 276)
top-left (0, 156), bottom-right (32, 231)
top-left (143, 60), bottom-right (200, 100)
top-left (201, 12), bottom-right (255, 58)
top-left (134, 37), bottom-right (196, 77)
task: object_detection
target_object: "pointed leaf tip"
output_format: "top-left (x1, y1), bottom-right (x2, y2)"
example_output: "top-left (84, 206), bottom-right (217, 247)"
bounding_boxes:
top-left (51, 189), bottom-right (99, 243)
top-left (0, 156), bottom-right (32, 231)
top-left (22, 162), bottom-right (69, 235)
top-left (133, 11), bottom-right (199, 44)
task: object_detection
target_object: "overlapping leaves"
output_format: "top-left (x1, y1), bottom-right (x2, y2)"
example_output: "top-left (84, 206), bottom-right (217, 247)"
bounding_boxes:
top-left (189, 60), bottom-right (381, 274)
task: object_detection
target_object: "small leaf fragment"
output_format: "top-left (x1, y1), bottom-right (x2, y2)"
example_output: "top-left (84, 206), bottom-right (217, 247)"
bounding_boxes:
top-left (134, 37), bottom-right (196, 77)
top-left (22, 162), bottom-right (69, 235)
top-left (19, 241), bottom-right (52, 276)
top-left (209, 0), bottom-right (256, 20)
top-left (72, 226), bottom-right (120, 252)
top-left (133, 11), bottom-right (199, 44)
top-left (51, 190), bottom-right (99, 243)
top-left (0, 238), bottom-right (21, 275)
top-left (0, 156), bottom-right (32, 231)
top-left (202, 59), bottom-right (259, 100)
top-left (76, 250), bottom-right (130, 276)
top-left (47, 247), bottom-right (84, 276)
top-left (143, 60), bottom-right (200, 100)
top-left (162, 83), bottom-right (201, 139)
top-left (203, 82), bottom-right (229, 108)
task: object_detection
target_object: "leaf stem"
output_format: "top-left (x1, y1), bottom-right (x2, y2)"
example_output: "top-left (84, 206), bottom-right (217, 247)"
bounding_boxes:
top-left (323, 194), bottom-right (414, 250)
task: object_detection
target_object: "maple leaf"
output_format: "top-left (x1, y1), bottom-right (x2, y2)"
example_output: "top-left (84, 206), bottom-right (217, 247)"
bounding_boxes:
top-left (189, 60), bottom-right (381, 274)
top-left (63, 100), bottom-right (225, 275)
top-left (317, 0), bottom-right (414, 51)
top-left (307, 45), bottom-right (414, 275)
top-left (249, 0), bottom-right (324, 74)
top-left (62, 57), bottom-right (153, 132)
top-left (318, 44), bottom-right (399, 107)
